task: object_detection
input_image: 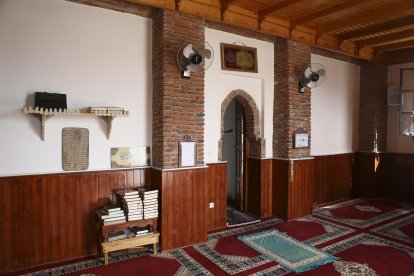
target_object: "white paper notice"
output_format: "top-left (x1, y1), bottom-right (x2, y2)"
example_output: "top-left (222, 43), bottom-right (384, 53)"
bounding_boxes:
top-left (180, 141), bottom-right (196, 167)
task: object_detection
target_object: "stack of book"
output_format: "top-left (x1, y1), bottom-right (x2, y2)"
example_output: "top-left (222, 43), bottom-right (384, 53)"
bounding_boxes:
top-left (96, 205), bottom-right (126, 225)
top-left (138, 188), bottom-right (159, 219)
top-left (116, 189), bottom-right (143, 221)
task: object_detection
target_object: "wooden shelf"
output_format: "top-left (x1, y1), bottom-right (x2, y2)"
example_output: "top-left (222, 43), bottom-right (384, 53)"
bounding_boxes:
top-left (101, 233), bottom-right (159, 265)
top-left (99, 218), bottom-right (159, 265)
top-left (23, 106), bottom-right (129, 140)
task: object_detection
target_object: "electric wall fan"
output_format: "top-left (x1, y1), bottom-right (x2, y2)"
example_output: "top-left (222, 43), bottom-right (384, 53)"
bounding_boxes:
top-left (299, 63), bottom-right (327, 92)
top-left (177, 41), bottom-right (214, 78)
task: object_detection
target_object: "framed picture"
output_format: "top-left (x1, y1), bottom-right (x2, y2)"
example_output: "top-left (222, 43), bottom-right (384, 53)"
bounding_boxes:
top-left (110, 146), bottom-right (150, 168)
top-left (293, 128), bottom-right (309, 149)
top-left (294, 133), bottom-right (309, 148)
top-left (220, 43), bottom-right (258, 73)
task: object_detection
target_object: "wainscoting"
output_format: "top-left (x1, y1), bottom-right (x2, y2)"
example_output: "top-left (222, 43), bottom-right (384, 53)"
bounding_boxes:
top-left (272, 158), bottom-right (314, 221)
top-left (0, 168), bottom-right (150, 273)
top-left (246, 158), bottom-right (273, 218)
top-left (206, 162), bottom-right (227, 231)
top-left (1, 152), bottom-right (412, 273)
top-left (354, 152), bottom-right (414, 202)
top-left (313, 153), bottom-right (353, 205)
top-left (151, 167), bottom-right (207, 251)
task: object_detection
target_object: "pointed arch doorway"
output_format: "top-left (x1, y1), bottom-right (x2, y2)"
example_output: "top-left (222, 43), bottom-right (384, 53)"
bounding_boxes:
top-left (220, 90), bottom-right (264, 225)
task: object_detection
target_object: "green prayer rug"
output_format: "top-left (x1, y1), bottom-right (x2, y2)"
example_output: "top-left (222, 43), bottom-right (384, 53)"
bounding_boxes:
top-left (238, 228), bottom-right (338, 273)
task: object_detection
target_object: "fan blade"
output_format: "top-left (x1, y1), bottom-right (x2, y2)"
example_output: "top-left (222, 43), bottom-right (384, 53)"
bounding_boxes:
top-left (183, 43), bottom-right (194, 58)
top-left (200, 49), bottom-right (212, 59)
top-left (178, 55), bottom-right (191, 71)
top-left (187, 63), bottom-right (201, 72)
top-left (304, 67), bottom-right (312, 78)
top-left (316, 69), bottom-right (326, 77)
top-left (307, 80), bottom-right (318, 89)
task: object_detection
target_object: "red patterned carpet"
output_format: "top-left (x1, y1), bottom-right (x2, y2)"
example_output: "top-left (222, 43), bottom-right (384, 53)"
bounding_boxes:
top-left (19, 198), bottom-right (414, 275)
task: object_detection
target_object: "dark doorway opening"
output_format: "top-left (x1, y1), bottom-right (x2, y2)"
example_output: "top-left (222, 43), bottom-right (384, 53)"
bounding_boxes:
top-left (223, 98), bottom-right (258, 226)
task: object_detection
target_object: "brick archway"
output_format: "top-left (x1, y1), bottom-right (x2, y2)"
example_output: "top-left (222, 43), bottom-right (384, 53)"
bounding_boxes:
top-left (218, 89), bottom-right (265, 160)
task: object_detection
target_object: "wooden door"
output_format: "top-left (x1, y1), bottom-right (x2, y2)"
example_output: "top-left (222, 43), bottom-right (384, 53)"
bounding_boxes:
top-left (235, 101), bottom-right (244, 210)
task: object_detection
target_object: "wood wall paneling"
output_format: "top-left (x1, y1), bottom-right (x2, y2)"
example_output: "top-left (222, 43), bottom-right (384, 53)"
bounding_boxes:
top-left (206, 163), bottom-right (227, 231)
top-left (0, 168), bottom-right (151, 274)
top-left (353, 152), bottom-right (414, 202)
top-left (272, 159), bottom-right (289, 220)
top-left (313, 154), bottom-right (353, 205)
top-left (272, 159), bottom-right (314, 221)
top-left (260, 159), bottom-right (273, 218)
top-left (150, 167), bottom-right (207, 251)
top-left (377, 153), bottom-right (414, 202)
top-left (288, 159), bottom-right (314, 220)
top-left (247, 158), bottom-right (261, 216)
top-left (352, 152), bottom-right (378, 197)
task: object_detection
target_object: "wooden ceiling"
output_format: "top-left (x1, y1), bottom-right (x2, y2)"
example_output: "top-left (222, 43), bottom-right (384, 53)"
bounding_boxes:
top-left (72, 0), bottom-right (414, 64)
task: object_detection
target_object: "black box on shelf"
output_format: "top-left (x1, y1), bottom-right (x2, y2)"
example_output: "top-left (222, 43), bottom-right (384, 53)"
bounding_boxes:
top-left (34, 92), bottom-right (67, 109)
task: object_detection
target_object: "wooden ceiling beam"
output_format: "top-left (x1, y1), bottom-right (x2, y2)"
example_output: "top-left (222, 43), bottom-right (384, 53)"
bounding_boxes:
top-left (373, 39), bottom-right (414, 53)
top-left (257, 0), bottom-right (302, 30)
top-left (316, 5), bottom-right (408, 34)
top-left (338, 15), bottom-right (414, 41)
top-left (220, 0), bottom-right (239, 20)
top-left (356, 29), bottom-right (414, 47)
top-left (290, 0), bottom-right (369, 30)
top-left (258, 0), bottom-right (302, 18)
top-left (376, 47), bottom-right (414, 64)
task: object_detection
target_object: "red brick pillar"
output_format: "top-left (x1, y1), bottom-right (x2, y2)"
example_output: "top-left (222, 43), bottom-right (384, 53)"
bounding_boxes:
top-left (353, 61), bottom-right (388, 198)
top-left (359, 61), bottom-right (388, 152)
top-left (273, 39), bottom-right (311, 159)
top-left (152, 9), bottom-right (205, 168)
top-left (151, 10), bottom-right (208, 251)
top-left (272, 38), bottom-right (313, 220)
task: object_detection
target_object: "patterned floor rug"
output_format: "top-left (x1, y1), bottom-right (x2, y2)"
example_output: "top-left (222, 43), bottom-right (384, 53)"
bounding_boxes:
top-left (15, 198), bottom-right (414, 276)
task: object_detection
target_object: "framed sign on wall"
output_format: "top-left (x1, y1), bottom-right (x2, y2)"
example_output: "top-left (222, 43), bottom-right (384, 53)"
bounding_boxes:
top-left (179, 135), bottom-right (197, 167)
top-left (293, 128), bottom-right (309, 148)
top-left (220, 43), bottom-right (258, 73)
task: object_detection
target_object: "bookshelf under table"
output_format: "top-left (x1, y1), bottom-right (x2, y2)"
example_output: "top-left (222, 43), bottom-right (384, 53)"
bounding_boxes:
top-left (99, 218), bottom-right (159, 265)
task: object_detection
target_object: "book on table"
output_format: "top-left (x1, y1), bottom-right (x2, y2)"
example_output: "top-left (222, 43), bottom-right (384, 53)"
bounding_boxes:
top-left (107, 230), bottom-right (127, 241)
top-left (116, 189), bottom-right (139, 196)
top-left (102, 219), bottom-right (127, 226)
top-left (137, 188), bottom-right (158, 195)
top-left (102, 204), bottom-right (122, 213)
top-left (96, 209), bottom-right (126, 221)
top-left (130, 224), bottom-right (153, 235)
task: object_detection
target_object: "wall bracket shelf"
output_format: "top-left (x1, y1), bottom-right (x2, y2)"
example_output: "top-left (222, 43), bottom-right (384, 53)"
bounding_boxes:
top-left (23, 107), bottom-right (129, 140)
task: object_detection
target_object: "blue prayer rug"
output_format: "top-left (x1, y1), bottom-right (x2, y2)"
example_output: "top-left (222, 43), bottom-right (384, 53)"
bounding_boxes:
top-left (237, 228), bottom-right (338, 273)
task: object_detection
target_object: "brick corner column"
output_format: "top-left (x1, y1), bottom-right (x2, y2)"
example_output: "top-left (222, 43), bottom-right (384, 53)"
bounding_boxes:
top-left (272, 38), bottom-right (313, 220)
top-left (152, 9), bottom-right (205, 168)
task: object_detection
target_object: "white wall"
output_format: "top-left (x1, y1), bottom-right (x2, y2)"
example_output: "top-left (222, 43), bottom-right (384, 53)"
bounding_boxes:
top-left (204, 28), bottom-right (274, 162)
top-left (0, 0), bottom-right (152, 176)
top-left (387, 62), bottom-right (414, 153)
top-left (310, 54), bottom-right (360, 156)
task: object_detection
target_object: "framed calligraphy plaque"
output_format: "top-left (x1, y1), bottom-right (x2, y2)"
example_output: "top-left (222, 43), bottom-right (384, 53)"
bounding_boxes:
top-left (220, 43), bottom-right (258, 73)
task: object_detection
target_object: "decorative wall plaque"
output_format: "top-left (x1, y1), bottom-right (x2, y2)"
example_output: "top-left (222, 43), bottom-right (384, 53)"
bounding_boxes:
top-left (62, 128), bottom-right (89, 171)
top-left (220, 43), bottom-right (258, 73)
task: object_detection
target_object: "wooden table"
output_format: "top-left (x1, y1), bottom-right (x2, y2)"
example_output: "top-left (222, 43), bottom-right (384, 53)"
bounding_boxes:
top-left (101, 233), bottom-right (160, 265)
top-left (99, 218), bottom-right (159, 265)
